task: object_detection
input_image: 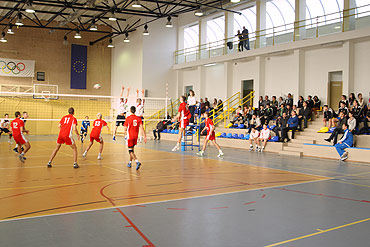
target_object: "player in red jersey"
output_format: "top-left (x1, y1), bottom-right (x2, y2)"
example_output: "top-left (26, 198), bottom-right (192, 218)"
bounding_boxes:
top-left (123, 106), bottom-right (147, 170)
top-left (197, 112), bottom-right (224, 157)
top-left (171, 95), bottom-right (191, 151)
top-left (10, 111), bottom-right (31, 162)
top-left (82, 113), bottom-right (109, 160)
top-left (47, 107), bottom-right (79, 168)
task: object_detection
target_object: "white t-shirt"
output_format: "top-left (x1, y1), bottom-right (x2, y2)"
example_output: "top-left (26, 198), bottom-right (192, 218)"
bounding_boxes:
top-left (1, 119), bottom-right (9, 128)
top-left (260, 128), bottom-right (271, 139)
top-left (136, 103), bottom-right (144, 117)
top-left (250, 130), bottom-right (260, 139)
top-left (118, 99), bottom-right (128, 114)
top-left (187, 96), bottom-right (196, 106)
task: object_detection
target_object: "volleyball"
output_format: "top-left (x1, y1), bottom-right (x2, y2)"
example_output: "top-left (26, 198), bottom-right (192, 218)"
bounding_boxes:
top-left (93, 83), bottom-right (101, 89)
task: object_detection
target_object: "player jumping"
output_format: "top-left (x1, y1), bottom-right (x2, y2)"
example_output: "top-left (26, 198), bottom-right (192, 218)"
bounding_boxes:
top-left (113, 86), bottom-right (130, 141)
top-left (47, 107), bottom-right (79, 168)
top-left (10, 111), bottom-right (31, 162)
top-left (0, 113), bottom-right (13, 143)
top-left (83, 113), bottom-right (109, 160)
top-left (136, 89), bottom-right (145, 142)
top-left (171, 96), bottom-right (191, 152)
top-left (80, 116), bottom-right (90, 143)
top-left (123, 106), bottom-right (147, 170)
top-left (197, 112), bottom-right (224, 157)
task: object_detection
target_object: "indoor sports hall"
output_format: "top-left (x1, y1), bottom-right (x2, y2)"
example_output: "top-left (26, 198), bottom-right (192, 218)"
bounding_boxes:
top-left (0, 0), bottom-right (370, 246)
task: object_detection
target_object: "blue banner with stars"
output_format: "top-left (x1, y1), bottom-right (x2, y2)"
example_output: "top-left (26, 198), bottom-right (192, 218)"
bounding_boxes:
top-left (70, 44), bottom-right (87, 89)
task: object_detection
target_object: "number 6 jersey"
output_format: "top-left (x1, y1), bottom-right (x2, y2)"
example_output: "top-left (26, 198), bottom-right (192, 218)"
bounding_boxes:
top-left (124, 114), bottom-right (142, 140)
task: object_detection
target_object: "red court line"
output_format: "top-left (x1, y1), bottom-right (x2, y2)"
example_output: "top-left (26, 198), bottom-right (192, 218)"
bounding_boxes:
top-left (167, 208), bottom-right (187, 210)
top-left (100, 182), bottom-right (155, 247)
top-left (210, 206), bottom-right (228, 210)
top-left (244, 201), bottom-right (257, 205)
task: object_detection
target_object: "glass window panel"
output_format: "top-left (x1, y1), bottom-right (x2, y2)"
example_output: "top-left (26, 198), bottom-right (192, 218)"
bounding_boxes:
top-left (266, 0), bottom-right (295, 36)
top-left (320, 0), bottom-right (342, 24)
top-left (306, 0), bottom-right (325, 27)
top-left (356, 0), bottom-right (370, 18)
top-left (233, 6), bottom-right (256, 38)
top-left (184, 25), bottom-right (199, 52)
top-left (207, 16), bottom-right (225, 49)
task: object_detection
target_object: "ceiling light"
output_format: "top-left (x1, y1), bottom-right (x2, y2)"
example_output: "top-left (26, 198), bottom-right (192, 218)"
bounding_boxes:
top-left (7, 25), bottom-right (14, 35)
top-left (107, 39), bottom-right (114, 48)
top-left (90, 21), bottom-right (98, 31)
top-left (194, 8), bottom-right (203, 17)
top-left (74, 30), bottom-right (81, 39)
top-left (334, 26), bottom-right (341, 29)
top-left (25, 3), bottom-right (35, 13)
top-left (165, 16), bottom-right (173, 28)
top-left (143, 24), bottom-right (149, 36)
top-left (15, 14), bottom-right (24, 26)
top-left (63, 36), bottom-right (68, 45)
top-left (204, 63), bottom-right (216, 67)
top-left (132, 0), bottom-right (142, 8)
top-left (0, 32), bottom-right (7, 43)
top-left (108, 12), bottom-right (117, 21)
top-left (124, 33), bottom-right (130, 43)
top-left (230, 0), bottom-right (240, 3)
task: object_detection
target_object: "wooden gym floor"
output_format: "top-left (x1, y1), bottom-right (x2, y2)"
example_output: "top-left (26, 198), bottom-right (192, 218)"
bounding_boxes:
top-left (1, 135), bottom-right (370, 247)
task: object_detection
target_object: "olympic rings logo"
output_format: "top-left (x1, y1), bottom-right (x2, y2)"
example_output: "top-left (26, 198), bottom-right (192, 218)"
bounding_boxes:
top-left (0, 60), bottom-right (26, 74)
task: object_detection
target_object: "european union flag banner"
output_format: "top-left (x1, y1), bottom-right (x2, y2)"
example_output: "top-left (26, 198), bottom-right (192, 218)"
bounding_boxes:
top-left (70, 44), bottom-right (87, 89)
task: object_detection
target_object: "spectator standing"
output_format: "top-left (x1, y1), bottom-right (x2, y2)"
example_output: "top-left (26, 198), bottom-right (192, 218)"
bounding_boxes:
top-left (236, 30), bottom-right (243, 52)
top-left (258, 96), bottom-right (264, 109)
top-left (263, 95), bottom-right (270, 107)
top-left (352, 100), bottom-right (362, 127)
top-left (187, 90), bottom-right (197, 124)
top-left (242, 26), bottom-right (250, 50)
top-left (271, 96), bottom-right (278, 115)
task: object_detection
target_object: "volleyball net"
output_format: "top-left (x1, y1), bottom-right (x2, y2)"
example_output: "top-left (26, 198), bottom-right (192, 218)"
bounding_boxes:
top-left (0, 85), bottom-right (172, 135)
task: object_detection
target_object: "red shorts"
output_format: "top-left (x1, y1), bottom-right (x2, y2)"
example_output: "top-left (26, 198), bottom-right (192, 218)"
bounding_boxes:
top-left (206, 131), bottom-right (216, 141)
top-left (180, 118), bottom-right (189, 129)
top-left (127, 138), bottom-right (137, 147)
top-left (57, 135), bottom-right (74, 145)
top-left (90, 135), bottom-right (102, 143)
top-left (13, 133), bottom-right (28, 145)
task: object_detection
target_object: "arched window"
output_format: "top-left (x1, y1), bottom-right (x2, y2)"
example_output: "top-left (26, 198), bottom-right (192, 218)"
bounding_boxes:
top-left (184, 24), bottom-right (199, 52)
top-left (207, 15), bottom-right (225, 48)
top-left (234, 6), bottom-right (256, 37)
top-left (356, 0), bottom-right (370, 18)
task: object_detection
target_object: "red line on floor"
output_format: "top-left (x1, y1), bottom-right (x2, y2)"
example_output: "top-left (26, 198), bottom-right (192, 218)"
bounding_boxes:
top-left (361, 200), bottom-right (370, 203)
top-left (100, 182), bottom-right (155, 247)
top-left (244, 201), bottom-right (257, 205)
top-left (135, 205), bottom-right (147, 207)
top-left (167, 208), bottom-right (187, 210)
top-left (261, 194), bottom-right (266, 198)
top-left (210, 206), bottom-right (228, 210)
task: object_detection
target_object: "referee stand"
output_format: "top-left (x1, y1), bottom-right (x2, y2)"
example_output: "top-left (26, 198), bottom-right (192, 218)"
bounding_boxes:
top-left (181, 104), bottom-right (201, 151)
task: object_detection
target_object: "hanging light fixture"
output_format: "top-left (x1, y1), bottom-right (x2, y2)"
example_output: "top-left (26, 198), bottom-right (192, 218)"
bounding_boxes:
top-left (107, 39), bottom-right (114, 48)
top-left (0, 32), bottom-right (7, 43)
top-left (142, 24), bottom-right (149, 36)
top-left (74, 30), bottom-right (82, 39)
top-left (230, 0), bottom-right (240, 3)
top-left (132, 0), bottom-right (142, 8)
top-left (165, 16), bottom-right (173, 28)
top-left (123, 32), bottom-right (130, 43)
top-left (90, 20), bottom-right (98, 31)
top-left (63, 36), bottom-right (69, 45)
top-left (194, 8), bottom-right (203, 17)
top-left (15, 13), bottom-right (24, 26)
top-left (108, 11), bottom-right (117, 21)
top-left (7, 24), bottom-right (14, 35)
top-left (25, 3), bottom-right (35, 13)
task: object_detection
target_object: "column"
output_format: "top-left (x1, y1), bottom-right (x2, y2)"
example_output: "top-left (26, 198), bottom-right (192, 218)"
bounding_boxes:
top-left (343, 0), bottom-right (356, 31)
top-left (342, 41), bottom-right (354, 95)
top-left (294, 0), bottom-right (306, 41)
top-left (225, 12), bottom-right (235, 54)
top-left (256, 0), bottom-right (267, 48)
top-left (199, 19), bottom-right (207, 59)
top-left (254, 56), bottom-right (265, 106)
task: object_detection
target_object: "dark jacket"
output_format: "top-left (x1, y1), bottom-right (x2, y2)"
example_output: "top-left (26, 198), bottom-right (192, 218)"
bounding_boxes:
top-left (300, 107), bottom-right (311, 117)
top-left (336, 117), bottom-right (347, 128)
top-left (287, 116), bottom-right (299, 127)
top-left (277, 116), bottom-right (289, 128)
top-left (323, 108), bottom-right (334, 119)
top-left (156, 121), bottom-right (166, 131)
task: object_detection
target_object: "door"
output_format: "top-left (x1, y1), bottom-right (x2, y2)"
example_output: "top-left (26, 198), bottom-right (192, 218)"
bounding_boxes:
top-left (184, 85), bottom-right (193, 97)
top-left (242, 80), bottom-right (254, 106)
top-left (329, 81), bottom-right (342, 111)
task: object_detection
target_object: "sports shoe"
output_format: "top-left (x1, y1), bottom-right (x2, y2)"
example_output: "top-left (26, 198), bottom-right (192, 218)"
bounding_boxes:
top-left (13, 147), bottom-right (18, 153)
top-left (113, 135), bottom-right (116, 141)
top-left (82, 151), bottom-right (87, 157)
top-left (97, 154), bottom-right (102, 160)
top-left (255, 147), bottom-right (259, 152)
top-left (127, 162), bottom-right (132, 168)
top-left (249, 146), bottom-right (253, 151)
top-left (73, 163), bottom-right (80, 169)
top-left (324, 138), bottom-right (331, 143)
top-left (47, 161), bottom-right (52, 168)
top-left (217, 151), bottom-right (224, 157)
top-left (136, 162), bottom-right (141, 171)
top-left (18, 154), bottom-right (25, 163)
top-left (172, 145), bottom-right (180, 152)
top-left (260, 147), bottom-right (264, 153)
top-left (340, 152), bottom-right (348, 161)
top-left (197, 151), bottom-right (204, 157)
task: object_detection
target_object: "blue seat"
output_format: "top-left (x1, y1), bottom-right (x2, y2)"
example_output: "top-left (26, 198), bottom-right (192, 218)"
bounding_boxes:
top-left (175, 130), bottom-right (179, 134)
top-left (232, 133), bottom-right (239, 139)
top-left (244, 134), bottom-right (250, 140)
top-left (220, 133), bottom-right (227, 138)
top-left (269, 125), bottom-right (276, 130)
top-left (227, 133), bottom-right (233, 138)
top-left (162, 129), bottom-right (168, 133)
top-left (171, 129), bottom-right (175, 134)
top-left (269, 136), bottom-right (279, 142)
top-left (238, 124), bottom-right (245, 129)
top-left (327, 127), bottom-right (336, 133)
top-left (239, 134), bottom-right (245, 139)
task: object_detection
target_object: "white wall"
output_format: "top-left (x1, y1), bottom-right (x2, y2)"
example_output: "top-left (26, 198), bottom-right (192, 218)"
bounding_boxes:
top-left (353, 40), bottom-right (370, 97)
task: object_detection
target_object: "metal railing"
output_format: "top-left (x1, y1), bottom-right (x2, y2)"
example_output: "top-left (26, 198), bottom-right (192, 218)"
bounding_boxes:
top-left (143, 98), bottom-right (179, 130)
top-left (175, 4), bottom-right (370, 64)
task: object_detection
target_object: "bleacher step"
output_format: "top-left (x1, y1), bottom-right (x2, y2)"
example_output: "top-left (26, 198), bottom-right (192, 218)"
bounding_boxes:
top-left (283, 146), bottom-right (303, 152)
top-left (279, 150), bottom-right (303, 157)
top-left (290, 138), bottom-right (315, 144)
top-left (285, 142), bottom-right (303, 148)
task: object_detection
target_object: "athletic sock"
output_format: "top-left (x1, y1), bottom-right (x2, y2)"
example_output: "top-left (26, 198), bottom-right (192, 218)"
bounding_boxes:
top-left (135, 159), bottom-right (139, 163)
top-left (21, 152), bottom-right (24, 155)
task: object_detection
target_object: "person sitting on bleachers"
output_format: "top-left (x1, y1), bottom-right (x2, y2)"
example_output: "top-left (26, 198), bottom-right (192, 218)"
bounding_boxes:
top-left (337, 101), bottom-right (349, 117)
top-left (284, 110), bottom-right (299, 141)
top-left (271, 96), bottom-right (278, 115)
top-left (348, 93), bottom-right (356, 109)
top-left (339, 95), bottom-right (349, 108)
top-left (359, 110), bottom-right (370, 134)
top-left (286, 104), bottom-right (292, 117)
top-left (322, 105), bottom-right (335, 129)
top-left (258, 96), bottom-right (264, 109)
top-left (248, 127), bottom-right (260, 152)
top-left (153, 120), bottom-right (167, 140)
top-left (325, 111), bottom-right (347, 145)
top-left (351, 100), bottom-right (362, 128)
top-left (334, 123), bottom-right (353, 161)
top-left (231, 106), bottom-right (243, 125)
top-left (263, 95), bottom-right (270, 107)
top-left (347, 111), bottom-right (356, 133)
top-left (358, 93), bottom-right (365, 108)
top-left (277, 103), bottom-right (287, 118)
top-left (299, 101), bottom-right (311, 129)
top-left (278, 97), bottom-right (284, 107)
top-left (306, 95), bottom-right (314, 109)
top-left (285, 93), bottom-right (293, 107)
top-left (258, 124), bottom-right (271, 152)
top-left (258, 105), bottom-right (265, 125)
top-left (274, 112), bottom-right (289, 142)
top-left (248, 114), bottom-right (261, 133)
top-left (297, 96), bottom-right (304, 109)
top-left (264, 104), bottom-right (274, 126)
top-left (312, 95), bottom-right (321, 118)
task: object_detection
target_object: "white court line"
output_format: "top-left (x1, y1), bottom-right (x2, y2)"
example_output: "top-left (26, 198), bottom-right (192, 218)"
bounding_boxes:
top-left (0, 178), bottom-right (331, 223)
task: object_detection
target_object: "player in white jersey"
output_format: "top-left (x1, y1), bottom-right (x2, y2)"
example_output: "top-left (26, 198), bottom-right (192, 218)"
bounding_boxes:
top-left (136, 89), bottom-right (145, 142)
top-left (113, 86), bottom-right (130, 141)
top-left (0, 113), bottom-right (13, 143)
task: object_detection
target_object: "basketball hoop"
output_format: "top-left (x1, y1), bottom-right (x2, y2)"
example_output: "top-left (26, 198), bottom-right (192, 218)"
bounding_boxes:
top-left (42, 94), bottom-right (50, 101)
